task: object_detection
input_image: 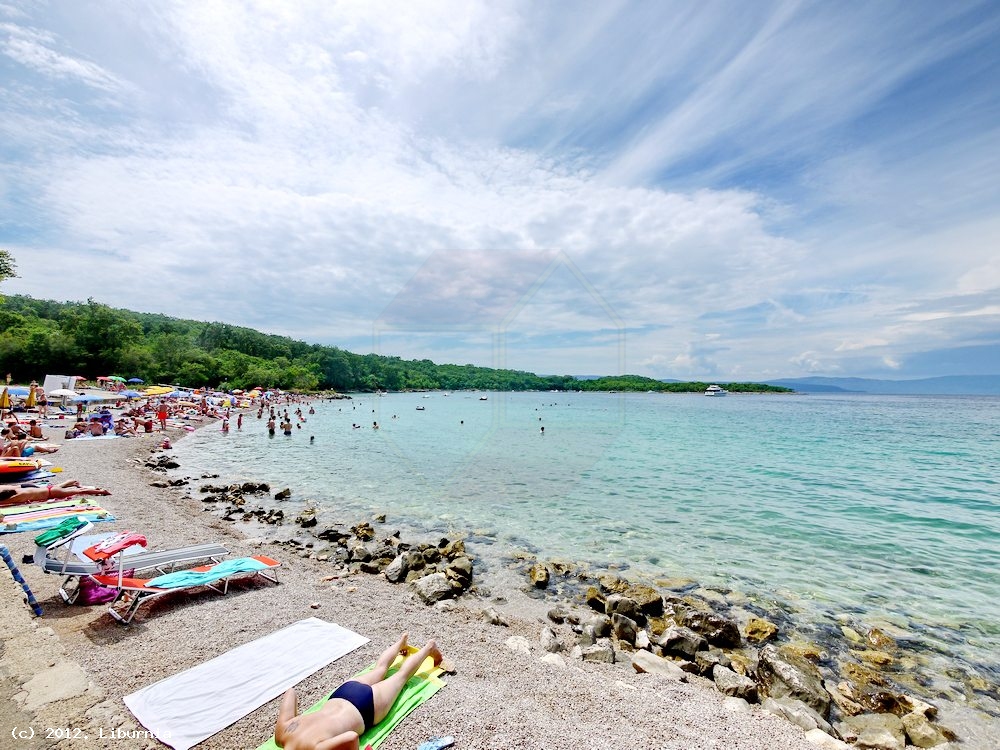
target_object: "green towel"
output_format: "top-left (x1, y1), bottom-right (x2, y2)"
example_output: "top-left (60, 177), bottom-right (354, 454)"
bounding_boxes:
top-left (257, 653), bottom-right (445, 750)
top-left (33, 516), bottom-right (87, 547)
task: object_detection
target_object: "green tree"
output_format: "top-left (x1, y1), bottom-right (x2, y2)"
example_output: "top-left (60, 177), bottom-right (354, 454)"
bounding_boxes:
top-left (0, 250), bottom-right (16, 302)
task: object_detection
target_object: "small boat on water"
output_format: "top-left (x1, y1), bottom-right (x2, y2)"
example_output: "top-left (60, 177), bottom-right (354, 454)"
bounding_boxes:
top-left (415, 406), bottom-right (426, 411)
top-left (704, 384), bottom-right (728, 397)
top-left (479, 396), bottom-right (488, 401)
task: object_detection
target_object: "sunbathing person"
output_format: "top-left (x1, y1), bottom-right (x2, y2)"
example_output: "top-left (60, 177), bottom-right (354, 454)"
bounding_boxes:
top-left (0, 480), bottom-right (111, 506)
top-left (275, 634), bottom-right (442, 750)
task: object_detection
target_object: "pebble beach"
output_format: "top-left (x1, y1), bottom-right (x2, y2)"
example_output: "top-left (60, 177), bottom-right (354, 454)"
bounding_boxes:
top-left (0, 427), bottom-right (827, 750)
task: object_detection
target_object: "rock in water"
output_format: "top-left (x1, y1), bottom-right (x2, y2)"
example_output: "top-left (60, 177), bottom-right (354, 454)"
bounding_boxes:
top-left (528, 563), bottom-right (550, 589)
top-left (745, 616), bottom-right (778, 644)
top-left (757, 644), bottom-right (830, 715)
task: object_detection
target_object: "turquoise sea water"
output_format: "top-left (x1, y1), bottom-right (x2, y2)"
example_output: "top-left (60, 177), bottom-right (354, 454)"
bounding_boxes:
top-left (174, 391), bottom-right (1000, 736)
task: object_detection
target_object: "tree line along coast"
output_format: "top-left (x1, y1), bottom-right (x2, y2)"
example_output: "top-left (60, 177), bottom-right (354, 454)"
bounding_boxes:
top-left (0, 295), bottom-right (790, 395)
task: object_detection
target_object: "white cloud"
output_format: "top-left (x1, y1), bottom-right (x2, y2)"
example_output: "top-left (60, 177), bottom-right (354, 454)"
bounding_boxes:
top-left (2, 1), bottom-right (1000, 380)
top-left (1, 22), bottom-right (126, 92)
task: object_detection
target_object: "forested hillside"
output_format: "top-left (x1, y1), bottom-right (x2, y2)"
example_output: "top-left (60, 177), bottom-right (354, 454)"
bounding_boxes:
top-left (0, 295), bottom-right (790, 393)
top-left (0, 295), bottom-right (573, 391)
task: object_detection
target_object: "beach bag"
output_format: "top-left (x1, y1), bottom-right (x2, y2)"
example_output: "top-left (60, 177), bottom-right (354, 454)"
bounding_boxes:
top-left (77, 569), bottom-right (134, 605)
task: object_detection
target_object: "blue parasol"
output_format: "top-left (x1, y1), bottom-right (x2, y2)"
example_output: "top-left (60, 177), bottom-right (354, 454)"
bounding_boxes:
top-left (71, 394), bottom-right (107, 403)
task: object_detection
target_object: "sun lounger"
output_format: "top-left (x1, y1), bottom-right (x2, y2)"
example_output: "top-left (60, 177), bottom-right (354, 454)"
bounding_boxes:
top-left (33, 528), bottom-right (229, 603)
top-left (88, 541), bottom-right (280, 624)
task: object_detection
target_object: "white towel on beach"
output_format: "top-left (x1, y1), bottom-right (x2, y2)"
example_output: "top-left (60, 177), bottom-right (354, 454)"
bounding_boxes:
top-left (124, 618), bottom-right (368, 750)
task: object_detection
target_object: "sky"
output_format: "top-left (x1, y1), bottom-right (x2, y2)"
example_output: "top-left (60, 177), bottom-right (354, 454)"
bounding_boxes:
top-left (2, 0), bottom-right (1000, 380)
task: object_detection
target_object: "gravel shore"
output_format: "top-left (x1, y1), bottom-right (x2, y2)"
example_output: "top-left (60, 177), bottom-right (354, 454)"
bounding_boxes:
top-left (1, 430), bottom-right (820, 750)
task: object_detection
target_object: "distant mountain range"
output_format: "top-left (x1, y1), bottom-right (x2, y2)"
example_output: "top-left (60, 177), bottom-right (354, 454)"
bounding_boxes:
top-left (763, 375), bottom-right (1000, 395)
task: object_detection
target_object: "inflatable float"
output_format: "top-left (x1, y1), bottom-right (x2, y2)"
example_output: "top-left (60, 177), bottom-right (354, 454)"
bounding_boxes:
top-left (0, 459), bottom-right (45, 476)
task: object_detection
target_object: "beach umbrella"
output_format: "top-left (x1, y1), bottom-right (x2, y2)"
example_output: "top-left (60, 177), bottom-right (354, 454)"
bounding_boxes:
top-left (108, 375), bottom-right (126, 382)
top-left (127, 377), bottom-right (144, 384)
top-left (48, 388), bottom-right (78, 398)
top-left (25, 387), bottom-right (36, 409)
top-left (5, 386), bottom-right (30, 397)
top-left (0, 388), bottom-right (9, 417)
top-left (120, 389), bottom-right (143, 398)
top-left (71, 394), bottom-right (106, 403)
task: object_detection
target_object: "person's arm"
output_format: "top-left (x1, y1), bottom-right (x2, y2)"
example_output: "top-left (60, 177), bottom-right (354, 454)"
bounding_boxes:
top-left (274, 688), bottom-right (297, 748)
top-left (315, 732), bottom-right (360, 750)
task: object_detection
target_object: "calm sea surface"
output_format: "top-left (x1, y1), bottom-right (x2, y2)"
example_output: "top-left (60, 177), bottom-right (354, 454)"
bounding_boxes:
top-left (174, 391), bottom-right (1000, 737)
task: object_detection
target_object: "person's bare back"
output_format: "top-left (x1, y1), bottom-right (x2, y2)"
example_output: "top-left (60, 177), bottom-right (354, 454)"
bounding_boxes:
top-left (275, 634), bottom-right (443, 750)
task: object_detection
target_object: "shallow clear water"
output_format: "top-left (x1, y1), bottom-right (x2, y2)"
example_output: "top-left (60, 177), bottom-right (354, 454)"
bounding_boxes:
top-left (175, 391), bottom-right (1000, 732)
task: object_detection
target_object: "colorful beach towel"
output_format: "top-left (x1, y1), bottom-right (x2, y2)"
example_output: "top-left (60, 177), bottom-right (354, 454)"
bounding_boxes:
top-left (0, 500), bottom-right (115, 534)
top-left (123, 618), bottom-right (368, 750)
top-left (144, 557), bottom-right (269, 588)
top-left (0, 470), bottom-right (57, 484)
top-left (256, 645), bottom-right (447, 750)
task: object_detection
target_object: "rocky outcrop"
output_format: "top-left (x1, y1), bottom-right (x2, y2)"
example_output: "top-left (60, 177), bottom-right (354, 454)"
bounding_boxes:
top-left (682, 610), bottom-right (742, 648)
top-left (900, 713), bottom-right (948, 748)
top-left (761, 696), bottom-right (833, 734)
top-left (631, 650), bottom-right (687, 681)
top-left (528, 563), bottom-right (550, 589)
top-left (757, 644), bottom-right (830, 715)
top-left (657, 626), bottom-right (707, 660)
top-left (713, 664), bottom-right (758, 702)
top-left (611, 613), bottom-right (638, 645)
top-left (836, 713), bottom-right (905, 750)
top-left (745, 616), bottom-right (778, 644)
top-left (411, 572), bottom-right (453, 604)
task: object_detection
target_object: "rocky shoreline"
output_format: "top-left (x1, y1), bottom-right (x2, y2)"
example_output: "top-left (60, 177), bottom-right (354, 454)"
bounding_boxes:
top-left (154, 441), bottom-right (996, 750)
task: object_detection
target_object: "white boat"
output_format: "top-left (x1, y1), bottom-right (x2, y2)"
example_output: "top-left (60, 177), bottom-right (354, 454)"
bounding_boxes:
top-left (479, 396), bottom-right (488, 401)
top-left (704, 384), bottom-right (728, 397)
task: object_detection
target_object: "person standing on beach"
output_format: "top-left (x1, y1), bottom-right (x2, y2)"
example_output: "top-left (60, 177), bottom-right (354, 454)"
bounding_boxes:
top-left (157, 402), bottom-right (168, 431)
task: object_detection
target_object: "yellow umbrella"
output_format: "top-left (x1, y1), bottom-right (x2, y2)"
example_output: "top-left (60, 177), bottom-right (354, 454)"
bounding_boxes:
top-left (25, 386), bottom-right (37, 409)
top-left (0, 387), bottom-right (9, 416)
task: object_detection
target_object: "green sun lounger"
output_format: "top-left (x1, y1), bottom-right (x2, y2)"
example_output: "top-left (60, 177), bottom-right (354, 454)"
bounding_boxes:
top-left (257, 648), bottom-right (446, 750)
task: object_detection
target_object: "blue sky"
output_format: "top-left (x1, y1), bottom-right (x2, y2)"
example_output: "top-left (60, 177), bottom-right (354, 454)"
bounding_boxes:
top-left (2, 1), bottom-right (1000, 379)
